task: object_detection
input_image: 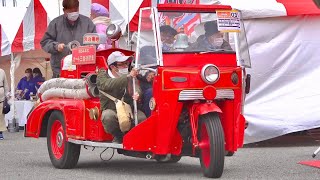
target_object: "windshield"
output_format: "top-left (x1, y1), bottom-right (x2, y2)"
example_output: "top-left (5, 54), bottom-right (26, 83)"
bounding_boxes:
top-left (136, 7), bottom-right (251, 68)
top-left (158, 12), bottom-right (235, 53)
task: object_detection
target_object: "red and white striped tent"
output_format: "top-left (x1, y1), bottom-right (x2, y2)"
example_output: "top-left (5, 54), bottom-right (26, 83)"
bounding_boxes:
top-left (0, 0), bottom-right (51, 57)
top-left (0, 0), bottom-right (155, 57)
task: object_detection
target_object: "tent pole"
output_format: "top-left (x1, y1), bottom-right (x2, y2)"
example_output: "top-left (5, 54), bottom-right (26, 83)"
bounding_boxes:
top-left (127, 0), bottom-right (131, 49)
top-left (8, 53), bottom-right (19, 132)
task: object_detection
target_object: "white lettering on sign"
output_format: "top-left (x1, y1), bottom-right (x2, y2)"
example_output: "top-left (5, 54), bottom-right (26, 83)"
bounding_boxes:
top-left (72, 45), bottom-right (96, 65)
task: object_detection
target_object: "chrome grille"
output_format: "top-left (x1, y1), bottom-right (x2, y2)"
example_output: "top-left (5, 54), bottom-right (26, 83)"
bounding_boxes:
top-left (179, 89), bottom-right (234, 101)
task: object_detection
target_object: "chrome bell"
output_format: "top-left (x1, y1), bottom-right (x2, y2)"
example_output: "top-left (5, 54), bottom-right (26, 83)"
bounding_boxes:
top-left (173, 33), bottom-right (189, 50)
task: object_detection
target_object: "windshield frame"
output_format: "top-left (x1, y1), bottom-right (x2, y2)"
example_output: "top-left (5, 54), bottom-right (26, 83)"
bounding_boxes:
top-left (135, 5), bottom-right (251, 68)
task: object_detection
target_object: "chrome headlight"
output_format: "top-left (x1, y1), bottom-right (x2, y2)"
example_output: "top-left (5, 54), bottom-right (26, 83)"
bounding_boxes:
top-left (106, 24), bottom-right (121, 40)
top-left (201, 64), bottom-right (220, 84)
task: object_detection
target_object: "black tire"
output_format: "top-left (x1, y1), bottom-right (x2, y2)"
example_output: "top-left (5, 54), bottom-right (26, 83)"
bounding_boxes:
top-left (198, 113), bottom-right (225, 178)
top-left (225, 151), bottom-right (235, 157)
top-left (155, 155), bottom-right (182, 163)
top-left (47, 111), bottom-right (81, 169)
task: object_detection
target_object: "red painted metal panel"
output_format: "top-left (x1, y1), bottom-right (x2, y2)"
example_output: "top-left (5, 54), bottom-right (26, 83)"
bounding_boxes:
top-left (161, 66), bottom-right (242, 90)
top-left (163, 53), bottom-right (237, 67)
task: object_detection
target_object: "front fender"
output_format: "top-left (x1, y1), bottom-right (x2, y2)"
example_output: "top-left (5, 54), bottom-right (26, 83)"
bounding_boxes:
top-left (193, 103), bottom-right (222, 116)
top-left (25, 99), bottom-right (86, 138)
top-left (189, 102), bottom-right (222, 154)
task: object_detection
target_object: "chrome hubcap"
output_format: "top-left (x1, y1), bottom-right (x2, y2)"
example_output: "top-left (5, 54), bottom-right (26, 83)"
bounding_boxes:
top-left (56, 131), bottom-right (63, 148)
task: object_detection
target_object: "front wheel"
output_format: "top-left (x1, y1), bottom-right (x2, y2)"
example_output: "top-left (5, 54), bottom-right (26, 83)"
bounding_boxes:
top-left (198, 113), bottom-right (225, 178)
top-left (47, 111), bottom-right (81, 169)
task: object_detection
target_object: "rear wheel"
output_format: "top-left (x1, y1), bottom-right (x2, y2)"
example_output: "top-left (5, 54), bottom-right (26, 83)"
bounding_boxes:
top-left (198, 113), bottom-right (225, 178)
top-left (47, 111), bottom-right (81, 169)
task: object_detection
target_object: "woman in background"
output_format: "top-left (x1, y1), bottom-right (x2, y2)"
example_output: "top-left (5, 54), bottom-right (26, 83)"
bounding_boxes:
top-left (16, 68), bottom-right (36, 100)
top-left (91, 3), bottom-right (118, 50)
top-left (32, 68), bottom-right (45, 90)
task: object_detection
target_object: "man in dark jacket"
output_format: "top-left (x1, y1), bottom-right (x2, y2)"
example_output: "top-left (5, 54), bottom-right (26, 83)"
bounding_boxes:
top-left (97, 51), bottom-right (146, 143)
top-left (188, 21), bottom-right (232, 52)
top-left (40, 0), bottom-right (96, 78)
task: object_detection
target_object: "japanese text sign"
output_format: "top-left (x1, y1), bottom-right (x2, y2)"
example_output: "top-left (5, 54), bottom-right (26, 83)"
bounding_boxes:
top-left (83, 33), bottom-right (106, 45)
top-left (72, 46), bottom-right (96, 65)
top-left (216, 10), bottom-right (241, 32)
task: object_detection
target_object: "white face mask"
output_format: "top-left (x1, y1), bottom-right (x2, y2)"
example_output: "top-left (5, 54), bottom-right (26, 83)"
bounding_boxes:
top-left (213, 38), bottom-right (224, 47)
top-left (67, 12), bottom-right (79, 21)
top-left (118, 68), bottom-right (129, 75)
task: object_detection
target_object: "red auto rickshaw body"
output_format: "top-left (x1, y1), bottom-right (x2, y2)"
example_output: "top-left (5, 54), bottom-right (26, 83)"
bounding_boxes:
top-left (25, 3), bottom-right (249, 178)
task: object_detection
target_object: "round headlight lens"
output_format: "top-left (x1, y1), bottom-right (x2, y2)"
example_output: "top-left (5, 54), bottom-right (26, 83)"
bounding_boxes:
top-left (201, 64), bottom-right (220, 84)
top-left (106, 24), bottom-right (121, 39)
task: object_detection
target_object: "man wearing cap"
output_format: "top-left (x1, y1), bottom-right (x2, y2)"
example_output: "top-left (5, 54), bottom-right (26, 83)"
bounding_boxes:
top-left (190, 21), bottom-right (232, 51)
top-left (41, 0), bottom-right (96, 78)
top-left (97, 51), bottom-right (146, 143)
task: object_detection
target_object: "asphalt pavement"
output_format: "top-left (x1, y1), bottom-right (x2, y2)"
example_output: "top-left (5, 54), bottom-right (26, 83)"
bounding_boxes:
top-left (0, 131), bottom-right (319, 180)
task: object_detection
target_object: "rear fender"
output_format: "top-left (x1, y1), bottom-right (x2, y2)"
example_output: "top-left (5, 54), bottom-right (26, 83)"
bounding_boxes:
top-left (189, 103), bottom-right (222, 155)
top-left (25, 100), bottom-right (85, 138)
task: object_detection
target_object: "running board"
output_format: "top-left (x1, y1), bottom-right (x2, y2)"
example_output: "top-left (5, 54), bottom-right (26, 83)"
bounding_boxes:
top-left (68, 139), bottom-right (123, 149)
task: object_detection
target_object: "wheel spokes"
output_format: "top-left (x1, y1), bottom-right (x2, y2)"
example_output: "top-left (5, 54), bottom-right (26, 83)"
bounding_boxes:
top-left (51, 120), bottom-right (65, 160)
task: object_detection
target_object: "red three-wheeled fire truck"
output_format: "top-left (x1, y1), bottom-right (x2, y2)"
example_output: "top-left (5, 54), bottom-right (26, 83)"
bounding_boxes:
top-left (25, 3), bottom-right (251, 178)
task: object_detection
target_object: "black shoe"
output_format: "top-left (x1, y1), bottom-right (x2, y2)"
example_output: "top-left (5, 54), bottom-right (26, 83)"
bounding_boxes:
top-left (112, 136), bottom-right (123, 144)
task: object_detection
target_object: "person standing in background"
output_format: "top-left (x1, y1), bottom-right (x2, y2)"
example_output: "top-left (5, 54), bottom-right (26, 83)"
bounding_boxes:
top-left (16, 68), bottom-right (36, 100)
top-left (0, 68), bottom-right (9, 140)
top-left (41, 0), bottom-right (96, 78)
top-left (91, 3), bottom-right (117, 50)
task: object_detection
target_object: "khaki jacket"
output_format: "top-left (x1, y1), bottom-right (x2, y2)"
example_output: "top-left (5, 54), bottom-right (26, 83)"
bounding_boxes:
top-left (97, 69), bottom-right (141, 111)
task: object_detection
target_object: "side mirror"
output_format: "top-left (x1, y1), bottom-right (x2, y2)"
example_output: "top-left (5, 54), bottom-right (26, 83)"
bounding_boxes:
top-left (314, 0), bottom-right (320, 8)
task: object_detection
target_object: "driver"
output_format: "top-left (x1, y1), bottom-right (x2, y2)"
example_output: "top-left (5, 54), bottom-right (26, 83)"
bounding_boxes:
top-left (97, 51), bottom-right (146, 143)
top-left (191, 21), bottom-right (232, 51)
top-left (160, 25), bottom-right (178, 52)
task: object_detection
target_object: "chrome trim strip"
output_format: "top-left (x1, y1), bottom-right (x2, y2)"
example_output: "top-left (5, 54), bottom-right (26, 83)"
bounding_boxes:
top-left (68, 138), bottom-right (123, 149)
top-left (179, 89), bottom-right (234, 100)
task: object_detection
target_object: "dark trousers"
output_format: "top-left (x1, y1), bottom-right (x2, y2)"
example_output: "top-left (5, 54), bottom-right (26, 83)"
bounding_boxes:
top-left (142, 88), bottom-right (153, 117)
